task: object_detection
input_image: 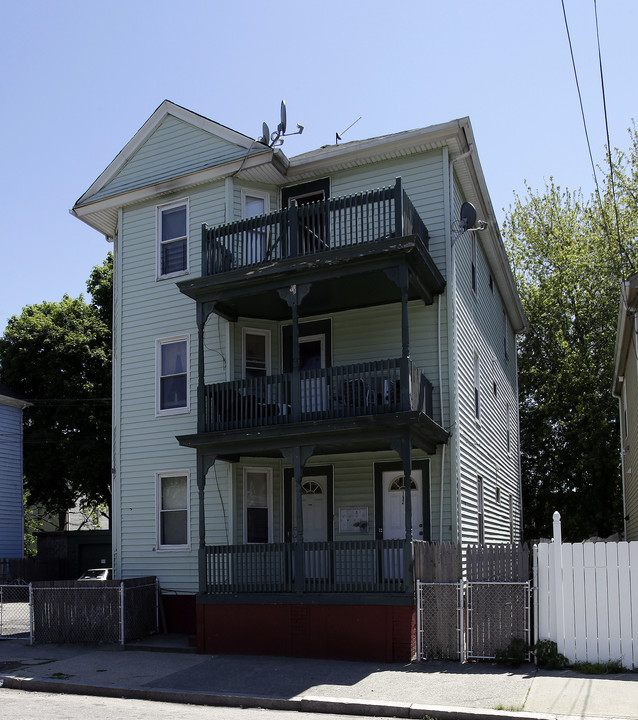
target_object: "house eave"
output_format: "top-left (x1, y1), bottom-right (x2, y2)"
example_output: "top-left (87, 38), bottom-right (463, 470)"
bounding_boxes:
top-left (612, 274), bottom-right (638, 395)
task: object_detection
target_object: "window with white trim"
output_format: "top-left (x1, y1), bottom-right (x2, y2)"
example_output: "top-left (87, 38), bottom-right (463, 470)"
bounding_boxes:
top-left (242, 328), bottom-right (271, 379)
top-left (503, 309), bottom-right (509, 361)
top-left (242, 190), bottom-right (270, 264)
top-left (157, 336), bottom-right (189, 415)
top-left (244, 468), bottom-right (272, 543)
top-left (157, 471), bottom-right (189, 549)
top-left (506, 403), bottom-right (511, 453)
top-left (158, 200), bottom-right (188, 278)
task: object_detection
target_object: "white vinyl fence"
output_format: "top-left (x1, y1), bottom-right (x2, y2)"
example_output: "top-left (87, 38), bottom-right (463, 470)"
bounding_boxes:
top-left (534, 512), bottom-right (638, 669)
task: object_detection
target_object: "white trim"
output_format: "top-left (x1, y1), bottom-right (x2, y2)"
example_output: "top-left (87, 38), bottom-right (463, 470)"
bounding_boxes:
top-left (156, 335), bottom-right (191, 416)
top-left (156, 470), bottom-right (191, 551)
top-left (156, 198), bottom-right (189, 280)
top-left (242, 327), bottom-right (272, 379)
top-left (243, 466), bottom-right (273, 544)
top-left (241, 188), bottom-right (271, 218)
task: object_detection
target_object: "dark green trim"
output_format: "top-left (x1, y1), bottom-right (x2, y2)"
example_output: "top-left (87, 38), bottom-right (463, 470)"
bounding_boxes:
top-left (283, 465), bottom-right (334, 542)
top-left (282, 318), bottom-right (332, 373)
top-left (373, 459), bottom-right (431, 542)
top-left (281, 177), bottom-right (330, 207)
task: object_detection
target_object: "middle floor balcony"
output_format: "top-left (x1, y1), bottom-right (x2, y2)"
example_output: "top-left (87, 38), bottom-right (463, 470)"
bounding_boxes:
top-left (178, 357), bottom-right (449, 459)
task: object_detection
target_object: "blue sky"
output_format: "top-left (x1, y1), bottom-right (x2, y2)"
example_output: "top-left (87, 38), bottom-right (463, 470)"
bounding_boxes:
top-left (1, 0), bottom-right (636, 332)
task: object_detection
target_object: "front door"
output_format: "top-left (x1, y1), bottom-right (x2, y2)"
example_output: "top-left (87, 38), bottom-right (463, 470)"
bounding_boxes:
top-left (299, 334), bottom-right (326, 413)
top-left (374, 460), bottom-right (430, 582)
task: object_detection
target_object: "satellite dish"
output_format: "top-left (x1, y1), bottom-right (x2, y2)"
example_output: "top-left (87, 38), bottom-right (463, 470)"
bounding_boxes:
top-left (460, 202), bottom-right (477, 231)
top-left (278, 100), bottom-right (287, 135)
top-left (259, 122), bottom-right (270, 145)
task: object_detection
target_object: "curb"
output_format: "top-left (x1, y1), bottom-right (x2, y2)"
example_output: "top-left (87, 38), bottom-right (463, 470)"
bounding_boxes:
top-left (0, 674), bottom-right (571, 720)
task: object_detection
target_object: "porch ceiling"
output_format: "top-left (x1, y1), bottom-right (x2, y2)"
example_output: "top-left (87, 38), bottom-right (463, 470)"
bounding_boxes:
top-left (178, 235), bottom-right (445, 321)
top-left (176, 410), bottom-right (449, 460)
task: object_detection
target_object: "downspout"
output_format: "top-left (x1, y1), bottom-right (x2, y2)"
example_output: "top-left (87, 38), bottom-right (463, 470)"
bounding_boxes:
top-left (448, 143), bottom-right (474, 543)
top-left (438, 293), bottom-right (446, 541)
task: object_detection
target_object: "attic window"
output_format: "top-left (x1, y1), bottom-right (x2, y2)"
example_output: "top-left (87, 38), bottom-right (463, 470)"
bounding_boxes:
top-left (158, 200), bottom-right (188, 278)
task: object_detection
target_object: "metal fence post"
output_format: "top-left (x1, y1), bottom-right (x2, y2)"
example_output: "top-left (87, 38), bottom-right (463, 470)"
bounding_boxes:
top-left (29, 583), bottom-right (33, 645)
top-left (120, 581), bottom-right (125, 645)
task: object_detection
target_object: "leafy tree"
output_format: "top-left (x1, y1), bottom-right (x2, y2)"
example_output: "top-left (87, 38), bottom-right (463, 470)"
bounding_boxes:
top-left (503, 177), bottom-right (627, 542)
top-left (0, 254), bottom-right (112, 529)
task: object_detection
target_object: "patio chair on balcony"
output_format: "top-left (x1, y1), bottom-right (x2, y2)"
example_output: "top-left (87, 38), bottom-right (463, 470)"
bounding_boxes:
top-left (339, 378), bottom-right (376, 415)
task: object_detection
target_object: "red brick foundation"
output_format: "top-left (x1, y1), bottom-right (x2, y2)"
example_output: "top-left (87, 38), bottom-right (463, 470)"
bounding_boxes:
top-left (196, 602), bottom-right (415, 662)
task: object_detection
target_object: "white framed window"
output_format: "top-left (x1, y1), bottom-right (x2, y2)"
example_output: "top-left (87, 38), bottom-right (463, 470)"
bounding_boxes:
top-left (157, 471), bottom-right (190, 550)
top-left (156, 335), bottom-right (190, 415)
top-left (241, 190), bottom-right (270, 264)
top-left (506, 403), bottom-right (511, 453)
top-left (157, 199), bottom-right (189, 278)
top-left (243, 467), bottom-right (273, 543)
top-left (503, 309), bottom-right (509, 361)
top-left (242, 328), bottom-right (271, 379)
top-left (473, 352), bottom-right (480, 420)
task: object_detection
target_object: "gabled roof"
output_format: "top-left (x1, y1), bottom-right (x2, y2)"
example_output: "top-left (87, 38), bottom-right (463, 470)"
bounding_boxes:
top-left (72, 100), bottom-right (286, 237)
top-left (0, 383), bottom-right (31, 409)
top-left (71, 102), bottom-right (526, 332)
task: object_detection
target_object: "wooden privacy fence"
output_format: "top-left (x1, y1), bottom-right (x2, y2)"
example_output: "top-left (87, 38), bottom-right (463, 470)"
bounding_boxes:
top-left (535, 512), bottom-right (638, 669)
top-left (415, 542), bottom-right (530, 662)
top-left (31, 576), bottom-right (158, 644)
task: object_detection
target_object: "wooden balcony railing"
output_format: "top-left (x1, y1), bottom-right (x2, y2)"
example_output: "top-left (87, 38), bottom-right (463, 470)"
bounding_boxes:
top-left (202, 177), bottom-right (428, 276)
top-left (204, 539), bottom-right (409, 595)
top-left (201, 358), bottom-right (433, 433)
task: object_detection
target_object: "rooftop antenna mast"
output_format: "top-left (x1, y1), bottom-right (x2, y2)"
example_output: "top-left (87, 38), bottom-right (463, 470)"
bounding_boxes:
top-left (336, 116), bottom-right (362, 144)
top-left (258, 100), bottom-right (304, 148)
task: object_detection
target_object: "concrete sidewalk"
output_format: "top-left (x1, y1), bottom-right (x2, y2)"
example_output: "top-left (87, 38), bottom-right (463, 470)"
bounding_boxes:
top-left (0, 634), bottom-right (636, 720)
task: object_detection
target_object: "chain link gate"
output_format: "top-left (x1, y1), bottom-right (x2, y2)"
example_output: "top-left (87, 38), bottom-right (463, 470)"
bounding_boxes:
top-left (417, 581), bottom-right (464, 660)
top-left (0, 584), bottom-right (32, 641)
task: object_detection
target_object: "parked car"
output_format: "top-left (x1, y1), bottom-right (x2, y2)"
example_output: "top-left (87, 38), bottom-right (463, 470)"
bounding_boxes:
top-left (78, 568), bottom-right (112, 581)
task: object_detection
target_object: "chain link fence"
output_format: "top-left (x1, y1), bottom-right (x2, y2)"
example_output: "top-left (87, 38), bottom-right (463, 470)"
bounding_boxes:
top-left (417, 582), bottom-right (463, 661)
top-left (0, 584), bottom-right (32, 641)
top-left (0, 577), bottom-right (158, 645)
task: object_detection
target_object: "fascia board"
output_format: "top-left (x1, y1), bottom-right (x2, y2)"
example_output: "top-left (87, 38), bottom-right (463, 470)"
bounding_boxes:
top-left (74, 100), bottom-right (270, 209)
top-left (612, 277), bottom-right (638, 394)
top-left (0, 394), bottom-right (31, 409)
top-left (451, 120), bottom-right (528, 334)
top-left (286, 119), bottom-right (467, 180)
top-left (71, 148), bottom-right (283, 234)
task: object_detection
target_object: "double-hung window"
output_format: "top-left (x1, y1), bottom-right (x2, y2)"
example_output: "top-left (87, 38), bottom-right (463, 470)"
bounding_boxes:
top-left (157, 336), bottom-right (189, 415)
top-left (158, 200), bottom-right (188, 278)
top-left (473, 353), bottom-right (480, 420)
top-left (241, 190), bottom-right (270, 264)
top-left (242, 328), bottom-right (271, 379)
top-left (157, 471), bottom-right (189, 549)
top-left (244, 468), bottom-right (272, 543)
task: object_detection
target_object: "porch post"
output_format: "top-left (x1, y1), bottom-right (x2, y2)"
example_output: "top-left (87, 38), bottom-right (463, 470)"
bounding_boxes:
top-left (196, 303), bottom-right (214, 433)
top-left (282, 445), bottom-right (314, 594)
top-left (278, 284), bottom-right (311, 424)
top-left (197, 453), bottom-right (217, 595)
top-left (400, 265), bottom-right (411, 410)
top-left (392, 435), bottom-right (414, 597)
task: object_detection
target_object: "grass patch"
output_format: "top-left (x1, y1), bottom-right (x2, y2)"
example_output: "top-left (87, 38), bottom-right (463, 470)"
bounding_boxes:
top-left (571, 659), bottom-right (625, 674)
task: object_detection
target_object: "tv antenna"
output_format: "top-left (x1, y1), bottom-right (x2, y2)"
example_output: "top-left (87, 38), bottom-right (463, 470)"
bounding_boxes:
top-left (258, 100), bottom-right (304, 148)
top-left (336, 116), bottom-right (362, 144)
top-left (459, 202), bottom-right (488, 232)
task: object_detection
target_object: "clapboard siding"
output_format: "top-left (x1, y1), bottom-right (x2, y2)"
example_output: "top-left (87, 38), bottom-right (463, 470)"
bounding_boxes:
top-left (452, 177), bottom-right (521, 545)
top-left (621, 334), bottom-right (638, 540)
top-left (88, 115), bottom-right (252, 203)
top-left (0, 403), bottom-right (24, 558)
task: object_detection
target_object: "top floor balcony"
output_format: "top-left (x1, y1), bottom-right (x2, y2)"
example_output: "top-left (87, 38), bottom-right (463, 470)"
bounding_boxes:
top-left (179, 178), bottom-right (446, 320)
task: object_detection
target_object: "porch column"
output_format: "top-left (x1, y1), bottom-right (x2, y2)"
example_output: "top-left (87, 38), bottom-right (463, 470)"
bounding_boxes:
top-left (282, 445), bottom-right (314, 594)
top-left (196, 302), bottom-right (214, 433)
top-left (197, 452), bottom-right (217, 595)
top-left (278, 284), bottom-right (311, 424)
top-left (392, 435), bottom-right (414, 597)
top-left (400, 265), bottom-right (411, 410)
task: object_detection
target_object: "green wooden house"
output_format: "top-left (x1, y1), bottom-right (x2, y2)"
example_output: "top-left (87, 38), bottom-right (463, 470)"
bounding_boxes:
top-left (72, 100), bottom-right (526, 661)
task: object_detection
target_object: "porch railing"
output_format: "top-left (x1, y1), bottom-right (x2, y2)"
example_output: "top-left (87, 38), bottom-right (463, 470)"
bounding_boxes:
top-left (201, 358), bottom-right (433, 432)
top-left (205, 539), bottom-right (408, 594)
top-left (202, 177), bottom-right (428, 276)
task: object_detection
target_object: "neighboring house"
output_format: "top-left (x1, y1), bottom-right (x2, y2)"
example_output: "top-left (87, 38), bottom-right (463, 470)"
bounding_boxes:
top-left (612, 273), bottom-right (638, 541)
top-left (0, 384), bottom-right (30, 558)
top-left (72, 101), bottom-right (526, 660)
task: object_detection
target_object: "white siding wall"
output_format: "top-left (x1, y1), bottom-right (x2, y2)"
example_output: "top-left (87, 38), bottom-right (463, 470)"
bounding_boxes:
top-left (0, 403), bottom-right (24, 558)
top-left (452, 177), bottom-right (521, 544)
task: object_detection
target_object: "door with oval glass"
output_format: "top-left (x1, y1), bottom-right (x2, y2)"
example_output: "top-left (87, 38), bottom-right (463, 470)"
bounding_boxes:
top-left (382, 468), bottom-right (424, 581)
top-left (292, 476), bottom-right (329, 580)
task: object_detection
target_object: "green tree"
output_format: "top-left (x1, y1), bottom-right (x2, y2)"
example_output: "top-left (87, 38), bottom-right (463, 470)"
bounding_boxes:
top-left (503, 179), bottom-right (626, 542)
top-left (0, 254), bottom-right (112, 528)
